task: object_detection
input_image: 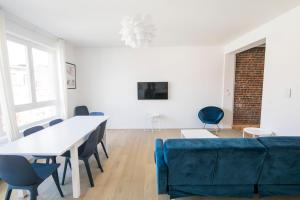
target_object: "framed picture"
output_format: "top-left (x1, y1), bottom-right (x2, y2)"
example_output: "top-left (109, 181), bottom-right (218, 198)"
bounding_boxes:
top-left (66, 62), bottom-right (76, 89)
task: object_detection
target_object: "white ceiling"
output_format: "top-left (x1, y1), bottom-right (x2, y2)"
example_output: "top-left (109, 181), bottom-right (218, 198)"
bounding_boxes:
top-left (0, 0), bottom-right (300, 47)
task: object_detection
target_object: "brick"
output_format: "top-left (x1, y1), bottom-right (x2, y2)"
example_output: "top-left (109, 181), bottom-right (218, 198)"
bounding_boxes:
top-left (233, 47), bottom-right (265, 125)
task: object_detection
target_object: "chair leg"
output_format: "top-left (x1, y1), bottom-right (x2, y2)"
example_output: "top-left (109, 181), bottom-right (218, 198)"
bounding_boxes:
top-left (68, 158), bottom-right (72, 169)
top-left (101, 141), bottom-right (109, 158)
top-left (29, 188), bottom-right (38, 200)
top-left (51, 156), bottom-right (57, 164)
top-left (46, 158), bottom-right (50, 164)
top-left (216, 124), bottom-right (220, 133)
top-left (94, 150), bottom-right (104, 172)
top-left (34, 159), bottom-right (38, 163)
top-left (61, 158), bottom-right (69, 185)
top-left (203, 123), bottom-right (206, 128)
top-left (4, 187), bottom-right (12, 200)
top-left (83, 158), bottom-right (94, 187)
top-left (52, 170), bottom-right (64, 197)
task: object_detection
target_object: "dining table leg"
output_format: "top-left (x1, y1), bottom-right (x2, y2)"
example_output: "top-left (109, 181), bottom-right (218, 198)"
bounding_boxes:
top-left (70, 144), bottom-right (80, 198)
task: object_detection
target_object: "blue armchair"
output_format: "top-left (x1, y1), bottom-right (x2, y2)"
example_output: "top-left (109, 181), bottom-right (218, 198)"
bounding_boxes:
top-left (198, 106), bottom-right (224, 128)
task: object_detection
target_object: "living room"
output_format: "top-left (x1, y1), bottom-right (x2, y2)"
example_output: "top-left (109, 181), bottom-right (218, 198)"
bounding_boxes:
top-left (0, 0), bottom-right (299, 200)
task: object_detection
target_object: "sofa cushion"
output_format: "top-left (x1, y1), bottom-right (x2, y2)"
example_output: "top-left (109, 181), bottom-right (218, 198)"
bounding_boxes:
top-left (212, 139), bottom-right (266, 185)
top-left (164, 138), bottom-right (266, 186)
top-left (258, 137), bottom-right (300, 184)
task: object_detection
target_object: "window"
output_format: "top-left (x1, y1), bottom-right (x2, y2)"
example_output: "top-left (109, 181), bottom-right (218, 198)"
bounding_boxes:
top-left (32, 48), bottom-right (56, 102)
top-left (7, 40), bottom-right (31, 105)
top-left (6, 36), bottom-right (58, 129)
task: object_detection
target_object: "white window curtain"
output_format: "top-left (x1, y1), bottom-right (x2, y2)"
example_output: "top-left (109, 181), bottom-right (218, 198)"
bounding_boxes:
top-left (0, 11), bottom-right (19, 141)
top-left (56, 39), bottom-right (68, 119)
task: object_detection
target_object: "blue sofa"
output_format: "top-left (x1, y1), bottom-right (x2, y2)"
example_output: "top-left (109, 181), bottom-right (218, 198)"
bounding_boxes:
top-left (155, 137), bottom-right (300, 199)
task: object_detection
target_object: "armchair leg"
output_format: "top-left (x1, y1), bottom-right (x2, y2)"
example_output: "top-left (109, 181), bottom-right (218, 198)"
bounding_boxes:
top-left (216, 124), bottom-right (220, 132)
top-left (203, 123), bottom-right (206, 128)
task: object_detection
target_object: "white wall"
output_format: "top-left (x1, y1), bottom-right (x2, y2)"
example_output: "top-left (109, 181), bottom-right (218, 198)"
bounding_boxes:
top-left (224, 6), bottom-right (300, 136)
top-left (64, 42), bottom-right (79, 117)
top-left (221, 54), bottom-right (235, 128)
top-left (75, 46), bottom-right (223, 129)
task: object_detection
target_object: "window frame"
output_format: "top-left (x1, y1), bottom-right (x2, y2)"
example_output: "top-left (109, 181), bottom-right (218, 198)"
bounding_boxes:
top-left (6, 34), bottom-right (60, 130)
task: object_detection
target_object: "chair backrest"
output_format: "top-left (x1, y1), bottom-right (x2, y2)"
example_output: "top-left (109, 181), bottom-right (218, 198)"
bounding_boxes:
top-left (163, 138), bottom-right (266, 186)
top-left (49, 118), bottom-right (63, 126)
top-left (0, 155), bottom-right (39, 186)
top-left (90, 112), bottom-right (104, 116)
top-left (97, 120), bottom-right (107, 143)
top-left (79, 125), bottom-right (101, 158)
top-left (198, 106), bottom-right (224, 124)
top-left (74, 106), bottom-right (89, 116)
top-left (23, 126), bottom-right (44, 137)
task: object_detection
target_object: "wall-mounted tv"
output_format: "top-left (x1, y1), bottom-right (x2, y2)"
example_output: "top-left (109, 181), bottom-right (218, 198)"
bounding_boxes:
top-left (137, 82), bottom-right (168, 100)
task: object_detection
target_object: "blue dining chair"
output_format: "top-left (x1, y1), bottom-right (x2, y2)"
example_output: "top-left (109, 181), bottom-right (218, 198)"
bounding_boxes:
top-left (74, 105), bottom-right (89, 116)
top-left (90, 112), bottom-right (104, 116)
top-left (0, 155), bottom-right (63, 200)
top-left (198, 106), bottom-right (224, 129)
top-left (49, 118), bottom-right (63, 126)
top-left (23, 126), bottom-right (44, 137)
top-left (23, 126), bottom-right (56, 164)
top-left (61, 124), bottom-right (103, 187)
top-left (95, 120), bottom-right (108, 159)
top-left (74, 105), bottom-right (104, 116)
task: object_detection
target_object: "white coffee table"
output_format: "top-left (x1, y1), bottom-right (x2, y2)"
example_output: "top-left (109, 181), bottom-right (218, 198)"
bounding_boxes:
top-left (243, 127), bottom-right (275, 138)
top-left (181, 129), bottom-right (218, 139)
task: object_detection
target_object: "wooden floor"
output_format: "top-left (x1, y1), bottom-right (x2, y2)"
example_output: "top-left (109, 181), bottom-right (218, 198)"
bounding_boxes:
top-left (1, 129), bottom-right (299, 200)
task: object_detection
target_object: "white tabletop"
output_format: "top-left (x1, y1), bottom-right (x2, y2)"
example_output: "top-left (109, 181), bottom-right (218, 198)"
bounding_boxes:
top-left (0, 116), bottom-right (109, 156)
top-left (181, 129), bottom-right (218, 139)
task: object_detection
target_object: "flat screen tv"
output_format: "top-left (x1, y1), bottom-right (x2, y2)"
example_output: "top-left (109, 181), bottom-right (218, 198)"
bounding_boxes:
top-left (137, 82), bottom-right (168, 100)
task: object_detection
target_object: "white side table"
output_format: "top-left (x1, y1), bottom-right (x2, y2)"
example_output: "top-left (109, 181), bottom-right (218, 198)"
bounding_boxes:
top-left (243, 127), bottom-right (275, 138)
top-left (147, 113), bottom-right (161, 132)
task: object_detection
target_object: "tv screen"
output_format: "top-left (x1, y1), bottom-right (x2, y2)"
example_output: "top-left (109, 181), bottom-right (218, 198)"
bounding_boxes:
top-left (137, 82), bottom-right (168, 100)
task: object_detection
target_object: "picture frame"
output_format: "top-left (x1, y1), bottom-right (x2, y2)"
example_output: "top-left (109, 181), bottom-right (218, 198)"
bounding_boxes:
top-left (66, 62), bottom-right (76, 89)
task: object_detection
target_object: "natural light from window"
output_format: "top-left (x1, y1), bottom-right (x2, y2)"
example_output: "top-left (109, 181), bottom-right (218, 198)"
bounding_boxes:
top-left (16, 106), bottom-right (57, 127)
top-left (32, 48), bottom-right (56, 102)
top-left (7, 40), bottom-right (32, 105)
top-left (7, 37), bottom-right (58, 128)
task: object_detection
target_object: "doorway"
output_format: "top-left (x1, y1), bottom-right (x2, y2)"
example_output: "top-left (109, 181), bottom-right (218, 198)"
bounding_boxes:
top-left (232, 45), bottom-right (265, 130)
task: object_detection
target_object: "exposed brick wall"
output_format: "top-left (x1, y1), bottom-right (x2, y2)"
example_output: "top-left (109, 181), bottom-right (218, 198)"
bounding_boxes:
top-left (233, 47), bottom-right (265, 126)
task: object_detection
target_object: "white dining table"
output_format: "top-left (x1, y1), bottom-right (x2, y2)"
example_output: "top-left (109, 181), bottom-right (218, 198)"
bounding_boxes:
top-left (0, 115), bottom-right (109, 198)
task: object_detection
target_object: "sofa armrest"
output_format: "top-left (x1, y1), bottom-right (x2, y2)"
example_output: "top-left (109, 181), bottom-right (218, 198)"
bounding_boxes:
top-left (154, 139), bottom-right (168, 194)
